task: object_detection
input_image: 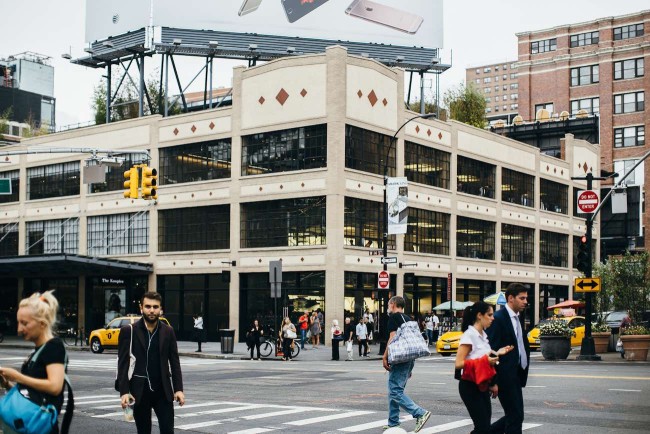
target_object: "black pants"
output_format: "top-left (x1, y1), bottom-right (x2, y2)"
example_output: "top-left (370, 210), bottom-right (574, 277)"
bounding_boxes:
top-left (331, 338), bottom-right (340, 360)
top-left (282, 338), bottom-right (293, 359)
top-left (133, 387), bottom-right (174, 434)
top-left (459, 379), bottom-right (491, 434)
top-left (358, 339), bottom-right (368, 356)
top-left (491, 376), bottom-right (524, 434)
top-left (250, 341), bottom-right (261, 359)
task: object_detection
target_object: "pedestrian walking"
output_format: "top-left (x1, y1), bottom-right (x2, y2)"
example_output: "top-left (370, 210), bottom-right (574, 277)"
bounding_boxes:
top-left (432, 312), bottom-right (440, 343)
top-left (279, 317), bottom-right (297, 361)
top-left (424, 312), bottom-right (434, 345)
top-left (0, 291), bottom-right (74, 434)
top-left (310, 311), bottom-right (321, 349)
top-left (248, 319), bottom-right (264, 360)
top-left (356, 318), bottom-right (369, 358)
top-left (455, 301), bottom-right (513, 434)
top-left (317, 308), bottom-right (325, 342)
top-left (192, 313), bottom-right (204, 352)
top-left (117, 292), bottom-right (184, 434)
top-left (365, 309), bottom-right (375, 344)
top-left (298, 311), bottom-right (309, 349)
top-left (486, 283), bottom-right (531, 434)
top-left (344, 317), bottom-right (355, 361)
top-left (382, 296), bottom-right (431, 432)
top-left (331, 320), bottom-right (343, 360)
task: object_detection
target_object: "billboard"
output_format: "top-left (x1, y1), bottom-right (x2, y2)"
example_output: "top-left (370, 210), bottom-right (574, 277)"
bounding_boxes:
top-left (86, 0), bottom-right (443, 49)
top-left (387, 177), bottom-right (408, 235)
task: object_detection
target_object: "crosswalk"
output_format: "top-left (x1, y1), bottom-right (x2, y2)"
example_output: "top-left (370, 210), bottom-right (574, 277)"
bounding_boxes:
top-left (74, 394), bottom-right (542, 433)
top-left (0, 356), bottom-right (236, 372)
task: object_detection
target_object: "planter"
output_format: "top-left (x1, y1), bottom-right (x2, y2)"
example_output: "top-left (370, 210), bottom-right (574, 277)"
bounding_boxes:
top-left (620, 335), bottom-right (650, 361)
top-left (592, 332), bottom-right (611, 354)
top-left (540, 336), bottom-right (571, 360)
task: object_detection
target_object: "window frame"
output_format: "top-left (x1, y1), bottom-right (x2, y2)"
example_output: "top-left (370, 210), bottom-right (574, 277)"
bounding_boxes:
top-left (614, 58), bottom-right (644, 80)
top-left (614, 126), bottom-right (645, 148)
top-left (613, 92), bottom-right (645, 114)
top-left (570, 65), bottom-right (599, 87)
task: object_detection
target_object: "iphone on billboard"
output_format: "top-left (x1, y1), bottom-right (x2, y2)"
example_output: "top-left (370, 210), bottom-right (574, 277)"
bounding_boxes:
top-left (345, 0), bottom-right (424, 34)
top-left (238, 0), bottom-right (263, 16)
top-left (282, 0), bottom-right (330, 23)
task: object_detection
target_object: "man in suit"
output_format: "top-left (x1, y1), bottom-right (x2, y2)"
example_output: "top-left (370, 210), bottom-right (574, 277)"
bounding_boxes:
top-left (486, 283), bottom-right (530, 434)
top-left (118, 292), bottom-right (185, 433)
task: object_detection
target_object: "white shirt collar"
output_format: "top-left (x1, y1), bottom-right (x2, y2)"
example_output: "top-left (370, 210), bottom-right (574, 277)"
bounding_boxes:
top-left (468, 325), bottom-right (486, 339)
top-left (505, 304), bottom-right (519, 319)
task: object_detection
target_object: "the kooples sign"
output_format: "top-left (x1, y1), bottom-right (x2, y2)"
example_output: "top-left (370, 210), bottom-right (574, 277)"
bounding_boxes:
top-left (101, 278), bottom-right (125, 286)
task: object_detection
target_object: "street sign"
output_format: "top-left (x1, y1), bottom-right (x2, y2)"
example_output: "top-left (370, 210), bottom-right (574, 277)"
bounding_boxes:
top-left (0, 178), bottom-right (11, 195)
top-left (269, 260), bottom-right (282, 298)
top-left (381, 257), bottom-right (397, 264)
top-left (577, 189), bottom-right (599, 213)
top-left (447, 273), bottom-right (452, 300)
top-left (575, 277), bottom-right (601, 292)
top-left (378, 270), bottom-right (390, 289)
top-left (368, 249), bottom-right (383, 256)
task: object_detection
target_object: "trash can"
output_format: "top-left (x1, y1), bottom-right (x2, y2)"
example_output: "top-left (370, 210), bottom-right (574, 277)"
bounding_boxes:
top-left (220, 329), bottom-right (235, 354)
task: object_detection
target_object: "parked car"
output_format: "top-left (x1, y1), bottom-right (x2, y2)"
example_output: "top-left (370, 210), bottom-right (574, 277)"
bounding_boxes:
top-left (604, 311), bottom-right (631, 334)
top-left (527, 316), bottom-right (586, 350)
top-left (89, 315), bottom-right (171, 353)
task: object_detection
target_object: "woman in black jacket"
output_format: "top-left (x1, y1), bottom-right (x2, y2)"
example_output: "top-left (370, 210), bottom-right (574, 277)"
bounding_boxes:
top-left (248, 319), bottom-right (264, 360)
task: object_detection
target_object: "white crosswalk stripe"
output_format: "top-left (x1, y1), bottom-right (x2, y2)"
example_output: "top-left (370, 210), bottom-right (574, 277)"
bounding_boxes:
top-left (63, 358), bottom-right (236, 371)
top-left (73, 394), bottom-right (543, 433)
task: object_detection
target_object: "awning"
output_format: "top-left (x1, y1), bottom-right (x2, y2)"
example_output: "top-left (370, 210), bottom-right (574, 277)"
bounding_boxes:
top-left (0, 254), bottom-right (153, 278)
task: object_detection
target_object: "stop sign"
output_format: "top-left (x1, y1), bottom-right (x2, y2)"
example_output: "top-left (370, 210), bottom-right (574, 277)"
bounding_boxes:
top-left (577, 190), bottom-right (599, 213)
top-left (378, 270), bottom-right (390, 289)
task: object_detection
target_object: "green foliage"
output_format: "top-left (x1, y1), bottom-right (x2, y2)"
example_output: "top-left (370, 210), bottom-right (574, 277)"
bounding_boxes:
top-left (539, 319), bottom-right (575, 338)
top-left (0, 107), bottom-right (13, 135)
top-left (591, 322), bottom-right (610, 333)
top-left (621, 325), bottom-right (650, 336)
top-left (443, 83), bottom-right (487, 129)
top-left (407, 100), bottom-right (447, 121)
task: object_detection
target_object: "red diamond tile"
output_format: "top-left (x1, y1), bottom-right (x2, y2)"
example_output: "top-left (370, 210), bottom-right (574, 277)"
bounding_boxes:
top-left (582, 162), bottom-right (588, 172)
top-left (276, 88), bottom-right (289, 105)
top-left (209, 122), bottom-right (215, 130)
top-left (191, 125), bottom-right (196, 133)
top-left (382, 98), bottom-right (388, 106)
top-left (553, 168), bottom-right (557, 173)
top-left (427, 129), bottom-right (432, 137)
top-left (367, 90), bottom-right (378, 107)
top-left (546, 165), bottom-right (550, 171)
top-left (258, 96), bottom-right (265, 105)
top-left (415, 125), bottom-right (420, 133)
top-left (357, 90), bottom-right (363, 98)
top-left (438, 132), bottom-right (443, 140)
top-left (173, 128), bottom-right (179, 136)
top-left (561, 170), bottom-right (564, 175)
top-left (300, 88), bottom-right (307, 97)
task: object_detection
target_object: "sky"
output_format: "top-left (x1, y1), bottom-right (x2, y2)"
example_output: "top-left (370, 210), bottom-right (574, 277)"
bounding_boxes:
top-left (1, 0), bottom-right (648, 128)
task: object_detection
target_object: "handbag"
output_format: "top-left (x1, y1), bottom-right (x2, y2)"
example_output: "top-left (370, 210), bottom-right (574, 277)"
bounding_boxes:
top-left (0, 344), bottom-right (74, 434)
top-left (387, 314), bottom-right (431, 365)
top-left (114, 324), bottom-right (136, 392)
top-left (346, 340), bottom-right (353, 352)
top-left (285, 327), bottom-right (297, 339)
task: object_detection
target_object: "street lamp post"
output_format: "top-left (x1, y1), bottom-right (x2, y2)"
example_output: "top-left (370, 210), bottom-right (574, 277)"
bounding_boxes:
top-left (378, 113), bottom-right (436, 355)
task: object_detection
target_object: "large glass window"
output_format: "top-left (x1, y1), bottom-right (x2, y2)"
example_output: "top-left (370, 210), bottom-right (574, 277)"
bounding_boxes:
top-left (159, 205), bottom-right (230, 252)
top-left (540, 179), bottom-right (568, 214)
top-left (0, 222), bottom-right (18, 256)
top-left (88, 212), bottom-right (149, 256)
top-left (404, 141), bottom-right (450, 189)
top-left (614, 126), bottom-right (645, 148)
top-left (570, 31), bottom-right (599, 47)
top-left (456, 216), bottom-right (495, 260)
top-left (345, 125), bottom-right (394, 176)
top-left (242, 125), bottom-right (326, 176)
top-left (539, 231), bottom-right (568, 267)
top-left (570, 65), bottom-right (599, 86)
top-left (539, 285), bottom-right (569, 319)
top-left (25, 218), bottom-right (79, 254)
top-left (160, 140), bottom-right (231, 184)
top-left (344, 197), bottom-right (394, 249)
top-left (501, 224), bottom-right (534, 264)
top-left (502, 168), bottom-right (534, 207)
top-left (89, 153), bottom-right (148, 193)
top-left (614, 92), bottom-right (644, 114)
top-left (405, 208), bottom-right (450, 255)
top-left (614, 58), bottom-right (644, 80)
top-left (530, 38), bottom-right (556, 54)
top-left (241, 197), bottom-right (325, 248)
top-left (570, 97), bottom-right (599, 115)
top-left (457, 156), bottom-right (495, 198)
top-left (0, 170), bottom-right (19, 203)
top-left (613, 23), bottom-right (644, 41)
top-left (27, 162), bottom-right (80, 200)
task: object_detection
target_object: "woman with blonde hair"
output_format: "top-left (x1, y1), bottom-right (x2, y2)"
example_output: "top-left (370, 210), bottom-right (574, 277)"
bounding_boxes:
top-left (0, 291), bottom-right (72, 434)
top-left (279, 317), bottom-right (296, 361)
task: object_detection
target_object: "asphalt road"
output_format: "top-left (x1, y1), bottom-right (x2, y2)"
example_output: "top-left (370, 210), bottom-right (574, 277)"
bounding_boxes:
top-left (1, 348), bottom-right (649, 433)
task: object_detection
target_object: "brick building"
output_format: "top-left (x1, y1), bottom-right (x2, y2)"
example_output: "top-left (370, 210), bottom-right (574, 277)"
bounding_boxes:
top-left (465, 61), bottom-right (519, 123)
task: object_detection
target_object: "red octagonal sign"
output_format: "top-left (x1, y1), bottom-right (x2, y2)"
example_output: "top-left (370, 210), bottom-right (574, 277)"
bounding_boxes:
top-left (378, 270), bottom-right (390, 289)
top-left (577, 190), bottom-right (599, 213)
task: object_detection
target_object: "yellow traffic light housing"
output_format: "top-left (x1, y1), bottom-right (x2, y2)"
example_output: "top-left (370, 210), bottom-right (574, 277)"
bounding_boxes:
top-left (123, 167), bottom-right (139, 199)
top-left (141, 166), bottom-right (158, 200)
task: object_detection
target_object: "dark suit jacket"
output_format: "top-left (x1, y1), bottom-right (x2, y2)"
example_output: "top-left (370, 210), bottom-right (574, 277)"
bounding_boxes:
top-left (117, 319), bottom-right (183, 403)
top-left (486, 307), bottom-right (530, 388)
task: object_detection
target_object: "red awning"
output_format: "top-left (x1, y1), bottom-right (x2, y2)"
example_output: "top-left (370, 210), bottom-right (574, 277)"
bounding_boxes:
top-left (547, 299), bottom-right (585, 310)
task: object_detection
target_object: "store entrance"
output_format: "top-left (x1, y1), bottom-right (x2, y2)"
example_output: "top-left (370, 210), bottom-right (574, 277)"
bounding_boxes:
top-left (86, 276), bottom-right (148, 333)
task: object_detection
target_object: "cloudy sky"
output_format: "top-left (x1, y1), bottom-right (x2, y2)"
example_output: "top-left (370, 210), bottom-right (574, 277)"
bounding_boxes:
top-left (1, 0), bottom-right (647, 127)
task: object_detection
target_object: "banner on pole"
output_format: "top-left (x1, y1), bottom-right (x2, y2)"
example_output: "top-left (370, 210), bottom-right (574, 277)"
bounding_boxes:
top-left (387, 177), bottom-right (408, 235)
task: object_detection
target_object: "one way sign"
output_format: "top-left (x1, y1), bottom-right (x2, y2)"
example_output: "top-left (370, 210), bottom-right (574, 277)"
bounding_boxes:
top-left (575, 277), bottom-right (601, 292)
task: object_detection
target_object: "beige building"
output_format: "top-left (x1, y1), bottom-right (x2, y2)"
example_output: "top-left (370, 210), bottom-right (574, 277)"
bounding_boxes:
top-left (0, 47), bottom-right (598, 342)
top-left (466, 61), bottom-right (519, 123)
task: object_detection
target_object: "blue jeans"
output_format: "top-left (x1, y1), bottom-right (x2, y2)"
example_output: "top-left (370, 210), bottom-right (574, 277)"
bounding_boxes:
top-left (300, 329), bottom-right (306, 349)
top-left (387, 360), bottom-right (426, 426)
top-left (426, 329), bottom-right (433, 344)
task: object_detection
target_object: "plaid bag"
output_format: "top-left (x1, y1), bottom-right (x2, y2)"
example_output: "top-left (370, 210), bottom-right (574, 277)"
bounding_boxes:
top-left (388, 319), bottom-right (431, 365)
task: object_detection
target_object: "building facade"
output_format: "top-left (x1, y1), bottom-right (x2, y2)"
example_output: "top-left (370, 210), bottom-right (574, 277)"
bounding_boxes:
top-left (0, 47), bottom-right (599, 341)
top-left (516, 10), bottom-right (649, 252)
top-left (465, 61), bottom-right (519, 123)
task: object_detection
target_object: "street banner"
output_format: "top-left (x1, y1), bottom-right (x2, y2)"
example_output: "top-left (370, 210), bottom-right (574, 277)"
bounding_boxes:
top-left (387, 177), bottom-right (408, 235)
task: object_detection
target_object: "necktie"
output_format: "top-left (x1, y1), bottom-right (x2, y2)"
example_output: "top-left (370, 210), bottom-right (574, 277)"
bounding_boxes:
top-left (515, 315), bottom-right (528, 369)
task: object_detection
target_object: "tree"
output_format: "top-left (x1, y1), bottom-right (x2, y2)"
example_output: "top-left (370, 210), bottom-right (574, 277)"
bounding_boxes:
top-left (443, 83), bottom-right (487, 129)
top-left (0, 108), bottom-right (12, 135)
top-left (407, 100), bottom-right (447, 121)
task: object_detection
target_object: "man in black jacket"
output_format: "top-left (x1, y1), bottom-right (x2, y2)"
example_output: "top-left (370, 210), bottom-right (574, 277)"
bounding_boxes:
top-left (117, 292), bottom-right (184, 433)
top-left (486, 283), bottom-right (531, 434)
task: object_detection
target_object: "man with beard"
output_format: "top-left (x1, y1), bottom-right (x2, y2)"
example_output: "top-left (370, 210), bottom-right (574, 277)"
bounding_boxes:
top-left (117, 292), bottom-right (185, 433)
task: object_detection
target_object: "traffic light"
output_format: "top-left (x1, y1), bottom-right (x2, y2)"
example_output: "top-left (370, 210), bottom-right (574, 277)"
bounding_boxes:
top-left (141, 165), bottom-right (158, 200)
top-left (123, 167), bottom-right (139, 199)
top-left (577, 235), bottom-right (590, 274)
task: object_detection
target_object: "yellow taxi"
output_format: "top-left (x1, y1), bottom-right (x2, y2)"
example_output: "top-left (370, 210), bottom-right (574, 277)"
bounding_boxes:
top-left (527, 316), bottom-right (585, 350)
top-left (89, 315), bottom-right (171, 353)
top-left (435, 327), bottom-right (463, 356)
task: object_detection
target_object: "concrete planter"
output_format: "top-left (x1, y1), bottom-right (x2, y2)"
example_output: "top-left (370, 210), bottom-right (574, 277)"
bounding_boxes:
top-left (592, 332), bottom-right (611, 354)
top-left (540, 336), bottom-right (571, 360)
top-left (620, 335), bottom-right (650, 361)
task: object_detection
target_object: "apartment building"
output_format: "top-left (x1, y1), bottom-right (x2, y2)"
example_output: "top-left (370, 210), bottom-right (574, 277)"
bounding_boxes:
top-left (465, 61), bottom-right (519, 123)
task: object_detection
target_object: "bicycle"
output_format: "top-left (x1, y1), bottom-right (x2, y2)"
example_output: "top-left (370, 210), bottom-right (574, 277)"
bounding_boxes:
top-left (59, 327), bottom-right (86, 347)
top-left (259, 337), bottom-right (301, 359)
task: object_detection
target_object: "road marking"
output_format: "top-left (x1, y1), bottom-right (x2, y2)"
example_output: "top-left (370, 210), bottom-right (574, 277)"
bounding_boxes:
top-left (75, 395), bottom-right (116, 400)
top-left (242, 408), bottom-right (311, 420)
top-left (527, 386), bottom-right (546, 388)
top-left (352, 379), bottom-right (373, 382)
top-left (0, 357), bottom-right (26, 361)
top-left (408, 418), bottom-right (473, 433)
top-left (229, 429), bottom-right (276, 434)
top-left (339, 415), bottom-right (413, 432)
top-left (286, 410), bottom-right (375, 426)
top-left (177, 404), bottom-right (263, 419)
top-left (523, 423), bottom-right (542, 430)
top-left (608, 388), bottom-right (641, 392)
top-left (428, 382), bottom-right (447, 385)
top-left (531, 374), bottom-right (650, 381)
top-left (76, 398), bottom-right (121, 405)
